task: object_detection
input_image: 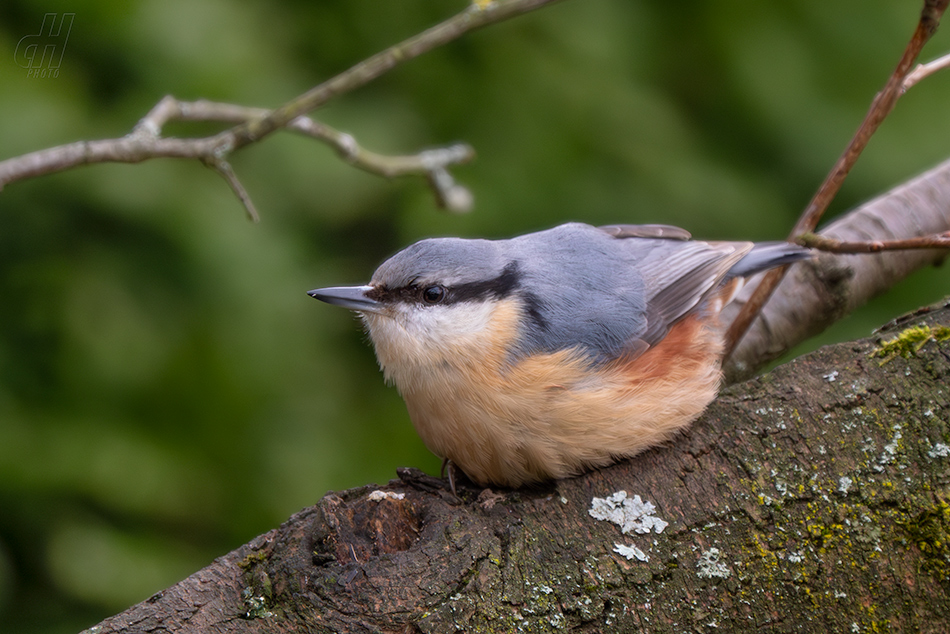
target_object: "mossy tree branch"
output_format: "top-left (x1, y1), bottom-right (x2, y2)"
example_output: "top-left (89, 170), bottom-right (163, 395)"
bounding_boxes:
top-left (81, 300), bottom-right (950, 634)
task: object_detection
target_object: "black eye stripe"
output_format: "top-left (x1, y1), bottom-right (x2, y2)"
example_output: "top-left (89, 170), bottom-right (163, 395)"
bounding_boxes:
top-left (447, 261), bottom-right (519, 303)
top-left (370, 261), bottom-right (522, 306)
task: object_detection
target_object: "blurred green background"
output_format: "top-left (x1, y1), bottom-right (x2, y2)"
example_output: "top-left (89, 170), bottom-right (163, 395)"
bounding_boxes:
top-left (0, 0), bottom-right (948, 631)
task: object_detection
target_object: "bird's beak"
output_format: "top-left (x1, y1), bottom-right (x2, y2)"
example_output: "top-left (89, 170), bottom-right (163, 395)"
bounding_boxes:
top-left (307, 285), bottom-right (381, 314)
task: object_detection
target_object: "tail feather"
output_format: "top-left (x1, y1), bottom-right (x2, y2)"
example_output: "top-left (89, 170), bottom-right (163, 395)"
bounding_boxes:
top-left (728, 242), bottom-right (812, 278)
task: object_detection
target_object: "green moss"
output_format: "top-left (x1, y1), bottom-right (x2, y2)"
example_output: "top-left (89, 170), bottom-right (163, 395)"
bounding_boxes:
top-left (238, 549), bottom-right (268, 570)
top-left (871, 324), bottom-right (950, 365)
top-left (899, 501), bottom-right (950, 578)
top-left (238, 549), bottom-right (276, 620)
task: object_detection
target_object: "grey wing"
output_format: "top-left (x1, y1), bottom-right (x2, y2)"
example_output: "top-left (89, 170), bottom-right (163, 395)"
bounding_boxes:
top-left (620, 237), bottom-right (753, 347)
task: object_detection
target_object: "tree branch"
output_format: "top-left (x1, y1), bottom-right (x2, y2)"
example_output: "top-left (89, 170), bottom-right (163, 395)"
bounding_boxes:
top-left (797, 230), bottom-right (950, 253)
top-left (724, 156), bottom-right (950, 382)
top-left (137, 97), bottom-right (477, 182)
top-left (724, 0), bottom-right (950, 358)
top-left (79, 301), bottom-right (950, 633)
top-left (228, 0), bottom-right (566, 148)
top-left (0, 0), bottom-right (562, 212)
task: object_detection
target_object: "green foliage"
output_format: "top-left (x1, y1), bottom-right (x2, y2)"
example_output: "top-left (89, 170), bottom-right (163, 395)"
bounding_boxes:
top-left (0, 0), bottom-right (949, 632)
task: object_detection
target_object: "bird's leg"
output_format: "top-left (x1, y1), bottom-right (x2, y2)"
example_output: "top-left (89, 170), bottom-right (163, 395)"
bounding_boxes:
top-left (396, 466), bottom-right (462, 504)
top-left (441, 457), bottom-right (458, 496)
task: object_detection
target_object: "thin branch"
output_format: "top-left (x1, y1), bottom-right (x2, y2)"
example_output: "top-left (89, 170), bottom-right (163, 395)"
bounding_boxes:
top-left (145, 98), bottom-right (477, 180)
top-left (426, 166), bottom-right (475, 213)
top-left (134, 94), bottom-right (183, 136)
top-left (228, 0), bottom-right (565, 149)
top-left (0, 0), bottom-right (560, 212)
top-left (0, 98), bottom-right (475, 211)
top-left (796, 230), bottom-right (950, 253)
top-left (0, 135), bottom-right (224, 185)
top-left (293, 118), bottom-right (476, 179)
top-left (902, 50), bottom-right (950, 91)
top-left (723, 156), bottom-right (950, 383)
top-left (203, 157), bottom-right (260, 223)
top-left (723, 0), bottom-right (950, 359)
top-left (150, 97), bottom-right (479, 211)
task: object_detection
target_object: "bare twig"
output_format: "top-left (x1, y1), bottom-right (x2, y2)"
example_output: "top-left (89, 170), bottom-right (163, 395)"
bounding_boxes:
top-left (0, 98), bottom-right (474, 211)
top-left (202, 157), bottom-right (260, 223)
top-left (226, 0), bottom-right (564, 149)
top-left (134, 94), bottom-right (183, 136)
top-left (902, 51), bottom-right (950, 91)
top-left (154, 97), bottom-right (479, 211)
top-left (723, 156), bottom-right (950, 383)
top-left (0, 0), bottom-right (561, 212)
top-left (797, 230), bottom-right (950, 253)
top-left (723, 0), bottom-right (950, 359)
top-left (140, 98), bottom-right (477, 181)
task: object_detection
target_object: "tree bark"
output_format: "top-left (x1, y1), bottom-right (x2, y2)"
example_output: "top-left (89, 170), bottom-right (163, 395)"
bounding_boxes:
top-left (82, 298), bottom-right (950, 634)
top-left (725, 156), bottom-right (950, 382)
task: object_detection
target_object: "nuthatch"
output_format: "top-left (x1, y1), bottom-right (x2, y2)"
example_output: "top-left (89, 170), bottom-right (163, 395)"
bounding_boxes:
top-left (309, 223), bottom-right (810, 487)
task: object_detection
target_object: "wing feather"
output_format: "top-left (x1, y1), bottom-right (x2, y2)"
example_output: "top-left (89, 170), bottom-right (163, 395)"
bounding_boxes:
top-left (617, 237), bottom-right (753, 347)
top-left (598, 223), bottom-right (692, 240)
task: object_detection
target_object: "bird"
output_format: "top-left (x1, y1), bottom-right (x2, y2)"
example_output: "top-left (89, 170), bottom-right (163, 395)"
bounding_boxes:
top-left (308, 222), bottom-right (811, 488)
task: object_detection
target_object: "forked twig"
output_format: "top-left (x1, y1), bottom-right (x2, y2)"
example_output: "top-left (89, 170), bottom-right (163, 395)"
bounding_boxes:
top-left (723, 0), bottom-right (950, 359)
top-left (0, 0), bottom-right (562, 214)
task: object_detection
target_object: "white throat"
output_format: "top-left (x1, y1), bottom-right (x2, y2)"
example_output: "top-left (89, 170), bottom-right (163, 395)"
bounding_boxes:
top-left (362, 298), bottom-right (521, 390)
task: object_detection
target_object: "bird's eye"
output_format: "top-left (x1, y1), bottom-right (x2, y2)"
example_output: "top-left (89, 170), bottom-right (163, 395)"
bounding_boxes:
top-left (422, 285), bottom-right (446, 304)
